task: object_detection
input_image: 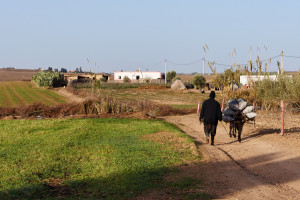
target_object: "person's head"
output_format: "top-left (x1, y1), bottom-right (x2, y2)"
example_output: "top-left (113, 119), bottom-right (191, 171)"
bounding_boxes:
top-left (209, 91), bottom-right (215, 99)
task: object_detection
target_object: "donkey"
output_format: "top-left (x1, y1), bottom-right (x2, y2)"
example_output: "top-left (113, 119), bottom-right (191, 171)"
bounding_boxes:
top-left (229, 112), bottom-right (246, 142)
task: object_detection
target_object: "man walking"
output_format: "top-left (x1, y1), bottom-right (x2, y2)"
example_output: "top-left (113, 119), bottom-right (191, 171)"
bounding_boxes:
top-left (199, 91), bottom-right (222, 145)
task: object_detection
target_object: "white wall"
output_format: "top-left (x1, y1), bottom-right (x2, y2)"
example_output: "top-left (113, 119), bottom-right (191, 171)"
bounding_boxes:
top-left (240, 75), bottom-right (292, 86)
top-left (114, 71), bottom-right (161, 80)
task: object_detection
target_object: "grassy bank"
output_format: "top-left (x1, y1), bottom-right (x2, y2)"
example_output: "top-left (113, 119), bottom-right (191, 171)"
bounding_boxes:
top-left (0, 118), bottom-right (204, 199)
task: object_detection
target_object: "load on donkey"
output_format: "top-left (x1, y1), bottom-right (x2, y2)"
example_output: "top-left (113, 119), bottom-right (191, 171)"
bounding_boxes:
top-left (222, 99), bottom-right (257, 142)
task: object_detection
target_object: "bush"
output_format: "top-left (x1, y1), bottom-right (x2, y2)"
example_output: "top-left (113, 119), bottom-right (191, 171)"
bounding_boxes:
top-left (123, 76), bottom-right (130, 83)
top-left (167, 71), bottom-right (176, 81)
top-left (212, 74), bottom-right (224, 90)
top-left (100, 77), bottom-right (108, 82)
top-left (192, 74), bottom-right (206, 89)
top-left (225, 74), bottom-right (300, 109)
top-left (253, 75), bottom-right (300, 108)
top-left (32, 71), bottom-right (64, 87)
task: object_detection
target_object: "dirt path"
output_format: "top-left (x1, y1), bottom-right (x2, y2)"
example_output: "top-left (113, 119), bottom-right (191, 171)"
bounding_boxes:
top-left (53, 88), bottom-right (86, 103)
top-left (162, 114), bottom-right (300, 199)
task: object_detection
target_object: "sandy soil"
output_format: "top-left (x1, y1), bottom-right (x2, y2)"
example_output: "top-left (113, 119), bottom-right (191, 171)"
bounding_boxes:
top-left (53, 87), bottom-right (86, 103)
top-left (162, 113), bottom-right (300, 199)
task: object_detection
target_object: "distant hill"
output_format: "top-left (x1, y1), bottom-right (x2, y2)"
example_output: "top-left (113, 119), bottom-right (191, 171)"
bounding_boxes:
top-left (0, 69), bottom-right (37, 82)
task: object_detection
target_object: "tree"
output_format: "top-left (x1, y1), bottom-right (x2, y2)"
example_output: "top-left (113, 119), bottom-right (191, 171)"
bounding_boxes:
top-left (166, 71), bottom-right (177, 81)
top-left (233, 69), bottom-right (241, 85)
top-left (223, 68), bottom-right (241, 89)
top-left (192, 74), bottom-right (206, 89)
top-left (224, 69), bottom-right (234, 86)
top-left (212, 73), bottom-right (224, 90)
top-left (60, 68), bottom-right (67, 73)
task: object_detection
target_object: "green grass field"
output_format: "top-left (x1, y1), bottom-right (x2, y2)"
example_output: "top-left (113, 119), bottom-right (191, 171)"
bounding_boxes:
top-left (0, 118), bottom-right (208, 200)
top-left (0, 82), bottom-right (68, 107)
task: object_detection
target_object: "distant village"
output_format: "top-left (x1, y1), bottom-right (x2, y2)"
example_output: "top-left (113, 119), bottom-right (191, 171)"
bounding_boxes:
top-left (0, 66), bottom-right (298, 90)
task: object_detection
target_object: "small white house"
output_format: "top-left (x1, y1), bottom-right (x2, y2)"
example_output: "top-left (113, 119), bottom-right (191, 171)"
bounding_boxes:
top-left (240, 75), bottom-right (292, 86)
top-left (114, 71), bottom-right (161, 81)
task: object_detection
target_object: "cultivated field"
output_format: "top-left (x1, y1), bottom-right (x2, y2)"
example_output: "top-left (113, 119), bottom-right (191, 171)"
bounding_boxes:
top-left (0, 118), bottom-right (210, 199)
top-left (74, 86), bottom-right (222, 110)
top-left (0, 81), bottom-right (69, 107)
top-left (1, 73), bottom-right (300, 199)
top-left (0, 69), bottom-right (37, 82)
top-left (96, 88), bottom-right (207, 107)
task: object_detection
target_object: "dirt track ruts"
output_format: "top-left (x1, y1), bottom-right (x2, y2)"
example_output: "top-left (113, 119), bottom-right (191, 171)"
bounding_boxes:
top-left (54, 87), bottom-right (85, 103)
top-left (163, 113), bottom-right (300, 200)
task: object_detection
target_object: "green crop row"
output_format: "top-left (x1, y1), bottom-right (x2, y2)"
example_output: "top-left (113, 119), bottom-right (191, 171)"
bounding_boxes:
top-left (0, 118), bottom-right (203, 199)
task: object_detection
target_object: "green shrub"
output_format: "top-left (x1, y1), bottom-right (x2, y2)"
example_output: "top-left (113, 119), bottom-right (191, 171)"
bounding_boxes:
top-left (100, 77), bottom-right (108, 82)
top-left (32, 71), bottom-right (64, 87)
top-left (172, 76), bottom-right (181, 83)
top-left (253, 74), bottom-right (300, 108)
top-left (192, 74), bottom-right (206, 89)
top-left (123, 76), bottom-right (130, 83)
top-left (167, 71), bottom-right (177, 81)
top-left (224, 74), bottom-right (300, 109)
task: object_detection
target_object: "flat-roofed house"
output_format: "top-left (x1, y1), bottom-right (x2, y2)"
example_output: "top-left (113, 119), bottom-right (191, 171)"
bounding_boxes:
top-left (114, 71), bottom-right (161, 82)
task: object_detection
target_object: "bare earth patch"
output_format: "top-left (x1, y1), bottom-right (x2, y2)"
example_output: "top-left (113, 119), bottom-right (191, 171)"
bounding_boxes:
top-left (163, 113), bottom-right (300, 199)
top-left (53, 87), bottom-right (85, 103)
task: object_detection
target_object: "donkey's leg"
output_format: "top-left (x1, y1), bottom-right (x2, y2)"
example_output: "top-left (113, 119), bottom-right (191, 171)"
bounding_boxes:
top-left (237, 122), bottom-right (244, 142)
top-left (233, 124), bottom-right (237, 138)
top-left (229, 123), bottom-right (233, 138)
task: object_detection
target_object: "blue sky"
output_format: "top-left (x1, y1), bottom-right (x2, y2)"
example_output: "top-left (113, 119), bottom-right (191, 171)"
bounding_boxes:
top-left (0, 0), bottom-right (299, 73)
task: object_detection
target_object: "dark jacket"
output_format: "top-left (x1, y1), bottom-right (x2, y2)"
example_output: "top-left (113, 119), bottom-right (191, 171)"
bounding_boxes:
top-left (199, 98), bottom-right (222, 125)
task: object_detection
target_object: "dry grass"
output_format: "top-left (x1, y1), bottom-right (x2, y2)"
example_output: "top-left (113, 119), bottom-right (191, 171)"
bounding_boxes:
top-left (0, 97), bottom-right (196, 119)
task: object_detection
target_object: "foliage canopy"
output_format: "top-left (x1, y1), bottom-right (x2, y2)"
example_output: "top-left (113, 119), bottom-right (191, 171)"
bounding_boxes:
top-left (192, 74), bottom-right (206, 89)
top-left (166, 71), bottom-right (177, 81)
top-left (32, 71), bottom-right (64, 87)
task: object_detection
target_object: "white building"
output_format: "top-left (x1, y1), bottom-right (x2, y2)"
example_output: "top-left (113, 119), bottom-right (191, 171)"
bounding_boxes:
top-left (114, 71), bottom-right (161, 81)
top-left (240, 75), bottom-right (292, 86)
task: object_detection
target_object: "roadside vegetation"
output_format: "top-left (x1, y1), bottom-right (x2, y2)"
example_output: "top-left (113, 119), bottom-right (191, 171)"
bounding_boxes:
top-left (223, 74), bottom-right (300, 109)
top-left (0, 118), bottom-right (208, 199)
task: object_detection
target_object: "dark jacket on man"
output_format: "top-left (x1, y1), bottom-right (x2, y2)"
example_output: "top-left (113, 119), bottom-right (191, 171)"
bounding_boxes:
top-left (199, 95), bottom-right (222, 125)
